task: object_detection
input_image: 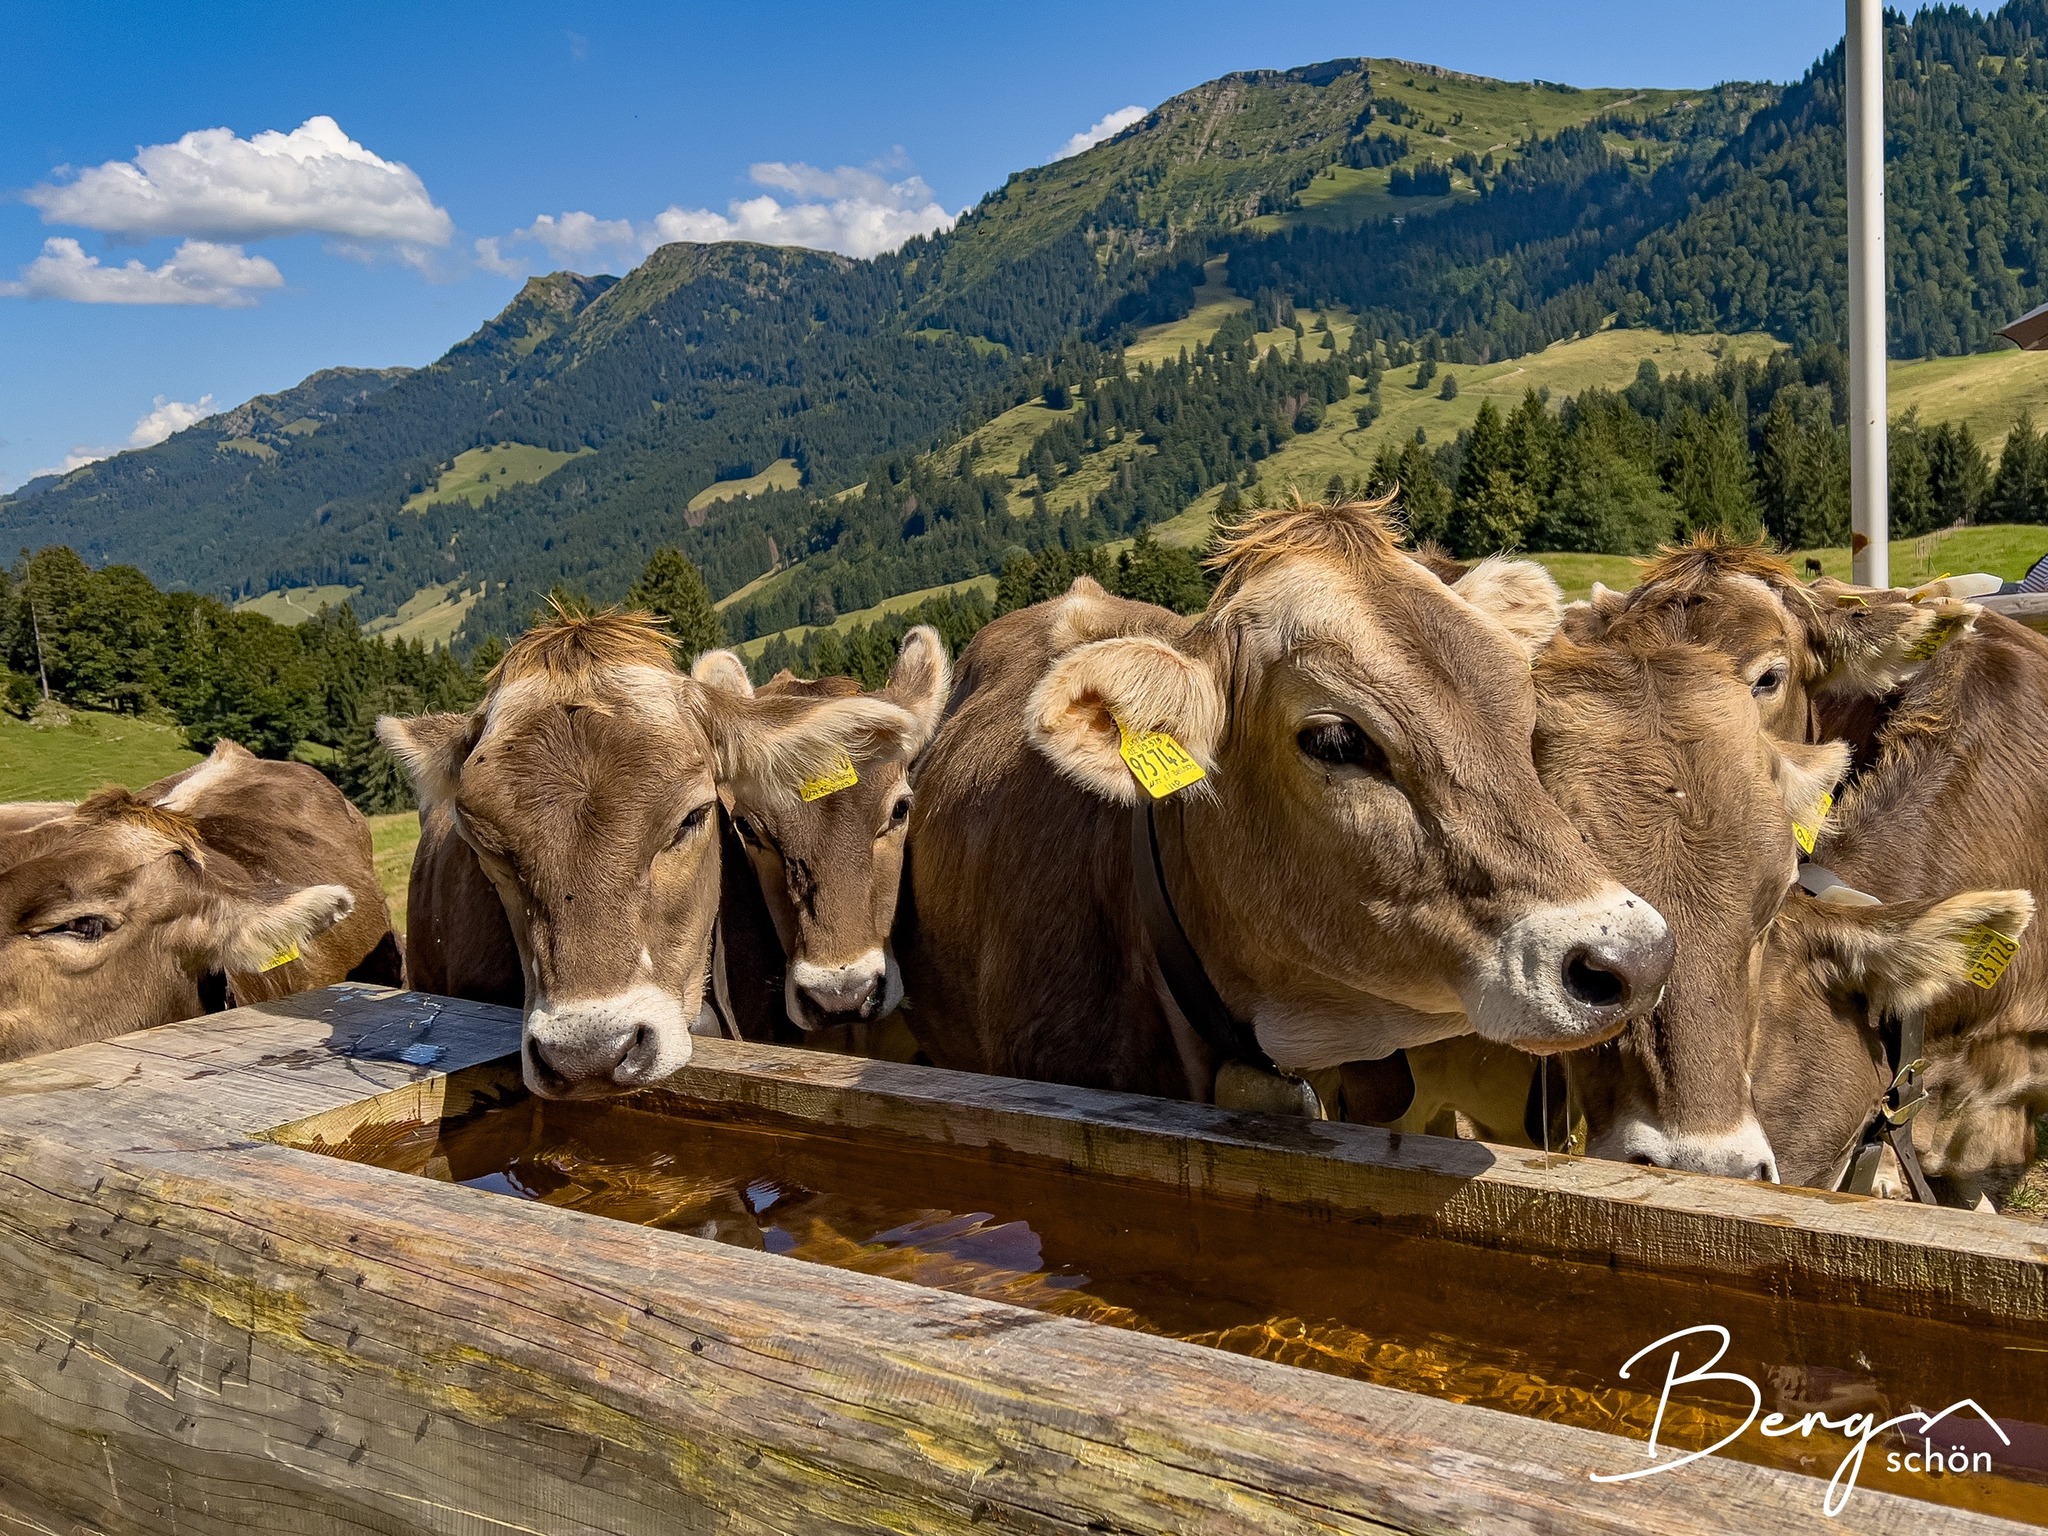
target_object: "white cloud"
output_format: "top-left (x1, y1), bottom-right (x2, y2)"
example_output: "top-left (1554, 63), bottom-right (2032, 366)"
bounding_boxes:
top-left (31, 392), bottom-right (218, 479)
top-left (2, 237), bottom-right (283, 306)
top-left (128, 393), bottom-right (217, 447)
top-left (517, 210), bottom-right (639, 263)
top-left (1054, 105), bottom-right (1147, 161)
top-left (480, 160), bottom-right (958, 277)
top-left (24, 115), bottom-right (452, 246)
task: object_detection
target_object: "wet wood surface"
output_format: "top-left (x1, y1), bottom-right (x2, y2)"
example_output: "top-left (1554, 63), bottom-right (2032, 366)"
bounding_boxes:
top-left (0, 985), bottom-right (2037, 1535)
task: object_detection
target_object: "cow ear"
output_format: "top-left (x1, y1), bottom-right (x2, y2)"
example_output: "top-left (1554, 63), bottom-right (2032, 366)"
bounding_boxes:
top-left (698, 685), bottom-right (919, 800)
top-left (690, 649), bottom-right (755, 697)
top-left (1027, 635), bottom-right (1224, 805)
top-left (1454, 557), bottom-right (1563, 658)
top-left (375, 712), bottom-right (476, 809)
top-left (195, 882), bottom-right (357, 974)
top-left (1800, 586), bottom-right (1980, 696)
top-left (1795, 888), bottom-right (2035, 1018)
top-left (1769, 738), bottom-right (1851, 830)
top-left (883, 625), bottom-right (951, 752)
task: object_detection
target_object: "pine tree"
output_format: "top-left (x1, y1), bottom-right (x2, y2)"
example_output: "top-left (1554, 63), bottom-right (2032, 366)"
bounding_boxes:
top-left (1394, 441), bottom-right (1453, 547)
top-left (1887, 413), bottom-right (1938, 539)
top-left (1925, 421), bottom-right (1988, 527)
top-left (629, 547), bottom-right (727, 658)
top-left (1989, 413), bottom-right (2042, 525)
top-left (1451, 472), bottom-right (1538, 557)
top-left (1668, 399), bottom-right (1760, 539)
top-left (1112, 529), bottom-right (1211, 613)
top-left (337, 683), bottom-right (425, 813)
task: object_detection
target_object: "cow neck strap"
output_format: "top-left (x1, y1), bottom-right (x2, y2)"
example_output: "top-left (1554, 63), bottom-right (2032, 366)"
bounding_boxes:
top-left (1129, 797), bottom-right (1277, 1076)
top-left (1837, 1007), bottom-right (1937, 1203)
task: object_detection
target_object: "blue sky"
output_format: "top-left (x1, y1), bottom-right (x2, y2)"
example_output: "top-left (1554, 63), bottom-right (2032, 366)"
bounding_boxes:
top-left (1, 1), bottom-right (1881, 492)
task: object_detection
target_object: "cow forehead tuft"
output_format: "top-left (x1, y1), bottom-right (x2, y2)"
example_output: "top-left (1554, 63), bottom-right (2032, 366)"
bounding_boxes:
top-left (73, 788), bottom-right (205, 859)
top-left (483, 666), bottom-right (699, 736)
top-left (491, 608), bottom-right (678, 685)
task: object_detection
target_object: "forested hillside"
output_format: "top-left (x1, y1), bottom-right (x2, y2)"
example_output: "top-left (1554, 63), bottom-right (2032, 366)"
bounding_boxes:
top-left (13, 6), bottom-right (2048, 655)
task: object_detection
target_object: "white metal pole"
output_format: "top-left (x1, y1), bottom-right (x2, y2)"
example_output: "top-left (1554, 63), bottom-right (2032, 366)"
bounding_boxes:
top-left (1846, 0), bottom-right (1889, 587)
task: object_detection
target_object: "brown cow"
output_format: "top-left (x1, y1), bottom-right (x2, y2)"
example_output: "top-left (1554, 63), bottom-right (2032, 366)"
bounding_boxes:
top-left (1564, 539), bottom-right (2048, 1202)
top-left (901, 496), bottom-right (1675, 1099)
top-left (0, 739), bottom-right (400, 1060)
top-left (1568, 535), bottom-right (1971, 743)
top-left (689, 628), bottom-right (950, 1037)
top-left (1536, 620), bottom-right (2034, 1183)
top-left (380, 610), bottom-right (919, 1099)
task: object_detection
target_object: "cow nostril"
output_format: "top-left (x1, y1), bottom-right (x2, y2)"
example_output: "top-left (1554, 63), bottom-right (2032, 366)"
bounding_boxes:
top-left (1627, 1153), bottom-right (1658, 1167)
top-left (525, 1038), bottom-right (572, 1094)
top-left (627, 1024), bottom-right (655, 1061)
top-left (1562, 947), bottom-right (1629, 1011)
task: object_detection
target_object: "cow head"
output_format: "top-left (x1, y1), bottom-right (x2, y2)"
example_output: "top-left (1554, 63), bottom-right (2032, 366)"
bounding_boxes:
top-left (379, 610), bottom-right (914, 1099)
top-left (1025, 495), bottom-right (1674, 1067)
top-left (0, 788), bottom-right (354, 1060)
top-left (691, 627), bottom-right (949, 1030)
top-left (1540, 610), bottom-right (2036, 1185)
top-left (1537, 628), bottom-right (1850, 1179)
top-left (1753, 887), bottom-right (2036, 1189)
top-left (1566, 534), bottom-right (1978, 741)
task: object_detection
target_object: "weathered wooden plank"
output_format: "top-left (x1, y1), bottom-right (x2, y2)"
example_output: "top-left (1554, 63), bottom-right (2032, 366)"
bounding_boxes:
top-left (0, 1121), bottom-right (2030, 1536)
top-left (1983, 593), bottom-right (2048, 620)
top-left (0, 986), bottom-right (2039, 1534)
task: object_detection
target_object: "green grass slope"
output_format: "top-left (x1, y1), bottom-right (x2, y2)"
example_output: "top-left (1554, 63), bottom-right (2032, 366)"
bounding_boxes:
top-left (687, 458), bottom-right (803, 514)
top-left (1889, 349), bottom-right (2048, 447)
top-left (0, 710), bottom-right (201, 801)
top-left (235, 585), bottom-right (360, 625)
top-left (403, 443), bottom-right (592, 514)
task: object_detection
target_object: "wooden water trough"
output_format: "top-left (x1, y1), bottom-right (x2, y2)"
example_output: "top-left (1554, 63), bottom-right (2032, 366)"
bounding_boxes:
top-left (1, 984), bottom-right (2044, 1534)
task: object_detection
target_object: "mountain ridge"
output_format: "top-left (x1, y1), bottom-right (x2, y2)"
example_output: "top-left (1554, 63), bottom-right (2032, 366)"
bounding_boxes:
top-left (12, 8), bottom-right (2048, 647)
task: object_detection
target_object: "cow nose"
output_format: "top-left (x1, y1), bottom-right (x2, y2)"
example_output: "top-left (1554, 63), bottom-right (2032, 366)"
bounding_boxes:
top-left (1601, 1117), bottom-right (1780, 1182)
top-left (1562, 917), bottom-right (1675, 1018)
top-left (788, 950), bottom-right (893, 1025)
top-left (526, 1028), bottom-right (635, 1093)
top-left (1467, 887), bottom-right (1674, 1050)
top-left (522, 986), bottom-right (692, 1098)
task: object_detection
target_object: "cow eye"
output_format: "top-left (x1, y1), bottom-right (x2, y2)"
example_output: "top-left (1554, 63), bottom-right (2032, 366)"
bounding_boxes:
top-left (37, 915), bottom-right (110, 942)
top-left (735, 815), bottom-right (766, 848)
top-left (1752, 665), bottom-right (1786, 697)
top-left (673, 803), bottom-right (714, 845)
top-left (1297, 717), bottom-right (1389, 775)
top-left (885, 793), bottom-right (912, 832)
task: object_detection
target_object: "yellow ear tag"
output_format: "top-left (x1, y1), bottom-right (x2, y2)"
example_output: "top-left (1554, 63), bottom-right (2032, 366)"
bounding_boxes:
top-left (1835, 592), bottom-right (1871, 609)
top-left (1962, 926), bottom-right (2020, 990)
top-left (1115, 715), bottom-right (1206, 799)
top-left (259, 941), bottom-right (302, 973)
top-left (1792, 791), bottom-right (1833, 857)
top-left (1904, 614), bottom-right (1967, 662)
top-left (798, 752), bottom-right (859, 802)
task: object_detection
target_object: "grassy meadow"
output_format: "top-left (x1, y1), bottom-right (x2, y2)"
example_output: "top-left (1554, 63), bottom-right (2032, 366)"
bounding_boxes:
top-left (369, 811), bottom-right (418, 932)
top-left (403, 442), bottom-right (591, 514)
top-left (236, 584), bottom-right (360, 624)
top-left (0, 709), bottom-right (201, 801)
top-left (686, 457), bottom-right (803, 514)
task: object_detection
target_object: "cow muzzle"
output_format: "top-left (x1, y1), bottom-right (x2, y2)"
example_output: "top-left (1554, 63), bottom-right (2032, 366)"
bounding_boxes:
top-left (523, 984), bottom-right (693, 1098)
top-left (1591, 1112), bottom-right (1780, 1183)
top-left (785, 948), bottom-right (900, 1029)
top-left (1466, 886), bottom-right (1674, 1052)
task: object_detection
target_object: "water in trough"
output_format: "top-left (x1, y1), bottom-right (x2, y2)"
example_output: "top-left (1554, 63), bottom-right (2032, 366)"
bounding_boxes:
top-left (318, 1087), bottom-right (2048, 1523)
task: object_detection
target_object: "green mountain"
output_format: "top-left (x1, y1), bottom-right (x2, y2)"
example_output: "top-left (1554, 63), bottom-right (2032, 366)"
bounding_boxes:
top-left (12, 7), bottom-right (2048, 648)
